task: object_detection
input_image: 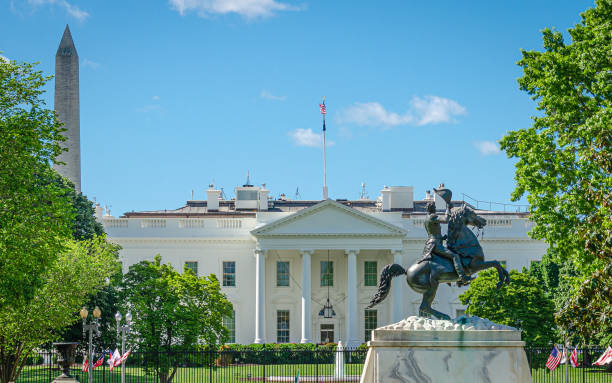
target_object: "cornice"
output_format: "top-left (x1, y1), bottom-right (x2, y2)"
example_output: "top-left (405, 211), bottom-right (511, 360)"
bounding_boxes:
top-left (110, 237), bottom-right (255, 245)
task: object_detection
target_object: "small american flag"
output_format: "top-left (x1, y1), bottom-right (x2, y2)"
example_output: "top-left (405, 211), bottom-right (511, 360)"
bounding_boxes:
top-left (82, 357), bottom-right (89, 372)
top-left (570, 348), bottom-right (579, 368)
top-left (546, 346), bottom-right (562, 371)
top-left (319, 103), bottom-right (326, 115)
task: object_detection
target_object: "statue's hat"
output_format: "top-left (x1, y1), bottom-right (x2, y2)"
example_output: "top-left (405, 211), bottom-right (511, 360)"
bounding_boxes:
top-left (433, 185), bottom-right (452, 205)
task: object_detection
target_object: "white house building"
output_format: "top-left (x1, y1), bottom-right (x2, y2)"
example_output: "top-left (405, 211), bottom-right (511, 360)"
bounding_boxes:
top-left (101, 183), bottom-right (546, 347)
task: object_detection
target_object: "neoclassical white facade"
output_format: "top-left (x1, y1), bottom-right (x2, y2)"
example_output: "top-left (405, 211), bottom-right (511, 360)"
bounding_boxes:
top-left (101, 185), bottom-right (546, 346)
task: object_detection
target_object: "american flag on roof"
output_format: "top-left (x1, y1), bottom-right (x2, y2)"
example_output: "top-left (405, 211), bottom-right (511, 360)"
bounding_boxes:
top-left (319, 103), bottom-right (326, 115)
top-left (546, 346), bottom-right (562, 371)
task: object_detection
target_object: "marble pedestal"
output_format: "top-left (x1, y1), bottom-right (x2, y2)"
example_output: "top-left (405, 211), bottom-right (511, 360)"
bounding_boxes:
top-left (360, 316), bottom-right (532, 383)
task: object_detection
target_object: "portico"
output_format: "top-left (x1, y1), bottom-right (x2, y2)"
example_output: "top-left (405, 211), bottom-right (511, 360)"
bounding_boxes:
top-left (250, 199), bottom-right (408, 347)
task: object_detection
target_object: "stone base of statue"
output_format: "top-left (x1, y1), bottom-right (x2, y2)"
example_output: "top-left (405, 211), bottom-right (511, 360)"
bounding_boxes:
top-left (359, 316), bottom-right (532, 383)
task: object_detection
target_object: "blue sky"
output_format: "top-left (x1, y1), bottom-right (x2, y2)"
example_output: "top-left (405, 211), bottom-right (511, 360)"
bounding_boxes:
top-left (2, 0), bottom-right (595, 215)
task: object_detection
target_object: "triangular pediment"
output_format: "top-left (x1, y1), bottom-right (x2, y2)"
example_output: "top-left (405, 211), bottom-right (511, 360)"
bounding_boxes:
top-left (251, 199), bottom-right (407, 237)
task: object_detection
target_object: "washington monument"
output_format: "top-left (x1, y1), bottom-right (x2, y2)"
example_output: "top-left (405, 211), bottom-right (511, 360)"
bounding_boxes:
top-left (54, 25), bottom-right (81, 192)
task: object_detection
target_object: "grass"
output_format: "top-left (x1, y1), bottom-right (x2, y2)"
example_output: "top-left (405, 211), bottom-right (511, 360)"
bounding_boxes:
top-left (17, 364), bottom-right (611, 383)
top-left (17, 363), bottom-right (365, 383)
top-left (530, 366), bottom-right (611, 383)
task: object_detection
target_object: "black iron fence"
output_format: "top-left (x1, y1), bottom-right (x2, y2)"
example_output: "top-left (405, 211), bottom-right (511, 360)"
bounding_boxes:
top-left (526, 346), bottom-right (612, 383)
top-left (16, 347), bottom-right (612, 383)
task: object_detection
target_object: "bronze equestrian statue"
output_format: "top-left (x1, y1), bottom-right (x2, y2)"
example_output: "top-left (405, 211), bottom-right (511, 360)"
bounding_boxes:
top-left (367, 186), bottom-right (510, 320)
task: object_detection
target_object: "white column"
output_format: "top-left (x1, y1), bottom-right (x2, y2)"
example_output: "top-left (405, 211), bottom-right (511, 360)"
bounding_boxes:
top-left (392, 249), bottom-right (405, 323)
top-left (300, 249), bottom-right (313, 343)
top-left (254, 248), bottom-right (266, 344)
top-left (346, 249), bottom-right (359, 347)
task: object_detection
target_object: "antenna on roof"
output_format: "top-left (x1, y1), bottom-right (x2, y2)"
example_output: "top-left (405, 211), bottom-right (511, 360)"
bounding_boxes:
top-left (191, 189), bottom-right (194, 200)
top-left (360, 182), bottom-right (369, 200)
top-left (244, 171), bottom-right (252, 187)
top-left (295, 187), bottom-right (301, 200)
top-left (220, 187), bottom-right (227, 200)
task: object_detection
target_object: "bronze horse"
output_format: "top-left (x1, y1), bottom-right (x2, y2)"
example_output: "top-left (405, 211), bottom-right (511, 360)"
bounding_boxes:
top-left (367, 204), bottom-right (511, 320)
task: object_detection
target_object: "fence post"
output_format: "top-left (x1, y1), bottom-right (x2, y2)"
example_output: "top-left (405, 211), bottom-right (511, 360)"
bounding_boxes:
top-left (208, 351), bottom-right (212, 383)
top-left (262, 350), bottom-right (266, 382)
top-left (315, 348), bottom-right (318, 382)
top-left (48, 351), bottom-right (52, 383)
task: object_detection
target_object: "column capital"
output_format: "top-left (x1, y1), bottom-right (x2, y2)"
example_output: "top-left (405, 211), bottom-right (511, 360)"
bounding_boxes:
top-left (345, 249), bottom-right (360, 256)
top-left (254, 248), bottom-right (268, 256)
top-left (299, 249), bottom-right (314, 256)
top-left (391, 248), bottom-right (403, 256)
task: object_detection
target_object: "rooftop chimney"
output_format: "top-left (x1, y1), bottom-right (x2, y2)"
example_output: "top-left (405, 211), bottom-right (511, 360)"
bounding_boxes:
top-left (206, 184), bottom-right (221, 211)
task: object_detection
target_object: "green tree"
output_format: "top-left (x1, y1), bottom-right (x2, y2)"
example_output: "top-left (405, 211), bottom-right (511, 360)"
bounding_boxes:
top-left (500, 0), bottom-right (611, 340)
top-left (459, 269), bottom-right (556, 346)
top-left (0, 237), bottom-right (120, 383)
top-left (0, 57), bottom-right (74, 310)
top-left (55, 174), bottom-right (121, 351)
top-left (121, 255), bottom-right (232, 383)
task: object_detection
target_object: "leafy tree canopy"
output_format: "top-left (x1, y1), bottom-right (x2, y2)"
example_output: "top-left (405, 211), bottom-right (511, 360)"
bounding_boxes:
top-left (459, 269), bottom-right (556, 346)
top-left (0, 58), bottom-right (74, 310)
top-left (500, 0), bottom-right (611, 339)
top-left (0, 237), bottom-right (120, 383)
top-left (121, 255), bottom-right (232, 383)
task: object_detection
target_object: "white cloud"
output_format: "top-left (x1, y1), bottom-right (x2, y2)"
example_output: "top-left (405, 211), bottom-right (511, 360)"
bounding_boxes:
top-left (260, 89), bottom-right (286, 101)
top-left (27, 0), bottom-right (89, 21)
top-left (411, 96), bottom-right (467, 125)
top-left (168, 0), bottom-right (298, 18)
top-left (289, 128), bottom-right (334, 148)
top-left (81, 58), bottom-right (100, 69)
top-left (337, 96), bottom-right (466, 128)
top-left (152, 95), bottom-right (160, 101)
top-left (337, 102), bottom-right (413, 128)
top-left (474, 141), bottom-right (501, 155)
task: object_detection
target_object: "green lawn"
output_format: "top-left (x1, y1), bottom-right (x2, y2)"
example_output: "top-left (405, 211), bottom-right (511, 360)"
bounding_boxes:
top-left (18, 364), bottom-right (365, 383)
top-left (530, 367), bottom-right (611, 383)
top-left (17, 364), bottom-right (611, 383)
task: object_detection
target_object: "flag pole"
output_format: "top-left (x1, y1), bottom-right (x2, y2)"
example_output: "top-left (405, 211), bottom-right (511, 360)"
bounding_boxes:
top-left (322, 96), bottom-right (328, 200)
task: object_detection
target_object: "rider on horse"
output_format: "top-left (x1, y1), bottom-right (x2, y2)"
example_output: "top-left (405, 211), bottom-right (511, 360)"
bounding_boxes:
top-left (418, 186), bottom-right (472, 285)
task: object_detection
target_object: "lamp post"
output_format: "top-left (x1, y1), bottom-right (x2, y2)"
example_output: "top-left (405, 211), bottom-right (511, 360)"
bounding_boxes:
top-left (80, 306), bottom-right (101, 383)
top-left (115, 311), bottom-right (132, 383)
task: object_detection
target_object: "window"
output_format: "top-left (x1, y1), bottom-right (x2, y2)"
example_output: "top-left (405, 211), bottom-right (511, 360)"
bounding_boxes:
top-left (321, 261), bottom-right (333, 287)
top-left (222, 310), bottom-right (235, 343)
top-left (364, 310), bottom-right (377, 342)
top-left (277, 261), bottom-right (290, 287)
top-left (500, 260), bottom-right (507, 269)
top-left (364, 261), bottom-right (377, 286)
top-left (184, 261), bottom-right (198, 276)
top-left (223, 261), bottom-right (236, 286)
top-left (277, 310), bottom-right (290, 343)
top-left (320, 324), bottom-right (334, 344)
top-left (456, 309), bottom-right (466, 318)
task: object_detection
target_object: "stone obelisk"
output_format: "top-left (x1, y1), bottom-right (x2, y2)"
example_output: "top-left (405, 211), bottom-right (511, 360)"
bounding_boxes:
top-left (54, 25), bottom-right (81, 193)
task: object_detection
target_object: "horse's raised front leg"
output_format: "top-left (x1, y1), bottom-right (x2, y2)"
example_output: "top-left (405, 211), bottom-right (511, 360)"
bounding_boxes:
top-left (468, 259), bottom-right (510, 288)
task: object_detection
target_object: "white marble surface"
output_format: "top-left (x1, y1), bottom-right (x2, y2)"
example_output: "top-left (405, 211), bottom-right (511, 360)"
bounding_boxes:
top-left (360, 316), bottom-right (532, 383)
top-left (377, 315), bottom-right (517, 331)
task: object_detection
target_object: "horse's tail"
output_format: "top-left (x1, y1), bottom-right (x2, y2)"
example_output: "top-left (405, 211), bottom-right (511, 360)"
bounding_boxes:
top-left (366, 264), bottom-right (406, 309)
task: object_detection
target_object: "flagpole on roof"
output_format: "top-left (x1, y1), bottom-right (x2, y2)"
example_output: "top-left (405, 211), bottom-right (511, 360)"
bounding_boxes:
top-left (321, 96), bottom-right (328, 200)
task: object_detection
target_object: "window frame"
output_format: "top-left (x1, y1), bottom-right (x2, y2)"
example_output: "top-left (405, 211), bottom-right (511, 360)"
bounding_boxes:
top-left (222, 261), bottom-right (236, 287)
top-left (222, 309), bottom-right (236, 343)
top-left (320, 261), bottom-right (334, 287)
top-left (364, 309), bottom-right (377, 342)
top-left (364, 261), bottom-right (377, 287)
top-left (184, 261), bottom-right (198, 276)
top-left (276, 310), bottom-right (290, 343)
top-left (276, 261), bottom-right (290, 287)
